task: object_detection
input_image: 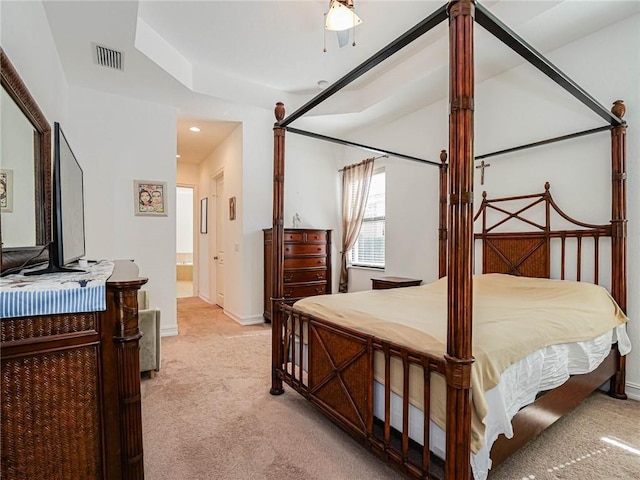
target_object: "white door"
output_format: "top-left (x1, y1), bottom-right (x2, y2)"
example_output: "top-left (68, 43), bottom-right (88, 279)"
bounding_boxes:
top-left (210, 175), bottom-right (225, 308)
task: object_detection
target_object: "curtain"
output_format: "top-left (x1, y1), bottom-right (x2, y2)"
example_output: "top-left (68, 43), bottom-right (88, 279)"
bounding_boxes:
top-left (340, 157), bottom-right (375, 293)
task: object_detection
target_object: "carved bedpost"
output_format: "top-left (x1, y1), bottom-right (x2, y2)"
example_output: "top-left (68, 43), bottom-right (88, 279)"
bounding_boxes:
top-left (271, 102), bottom-right (286, 396)
top-left (446, 2), bottom-right (475, 480)
top-left (439, 150), bottom-right (448, 279)
top-left (609, 100), bottom-right (627, 399)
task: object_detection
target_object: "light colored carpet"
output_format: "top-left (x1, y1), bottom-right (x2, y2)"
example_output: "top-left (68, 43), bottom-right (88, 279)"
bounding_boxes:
top-left (490, 392), bottom-right (640, 480)
top-left (141, 297), bottom-right (640, 480)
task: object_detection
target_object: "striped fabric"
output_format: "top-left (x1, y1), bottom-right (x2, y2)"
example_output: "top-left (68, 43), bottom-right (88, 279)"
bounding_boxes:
top-left (0, 261), bottom-right (115, 319)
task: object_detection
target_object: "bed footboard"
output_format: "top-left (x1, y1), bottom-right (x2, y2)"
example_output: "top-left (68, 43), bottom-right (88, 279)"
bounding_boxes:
top-left (278, 304), bottom-right (448, 479)
top-left (276, 304), bottom-right (628, 479)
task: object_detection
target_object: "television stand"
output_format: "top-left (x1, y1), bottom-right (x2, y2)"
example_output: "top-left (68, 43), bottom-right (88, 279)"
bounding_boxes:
top-left (23, 259), bottom-right (84, 276)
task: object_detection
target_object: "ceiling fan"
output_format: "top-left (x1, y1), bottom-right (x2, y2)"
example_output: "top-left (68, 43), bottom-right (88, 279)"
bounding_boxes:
top-left (324, 0), bottom-right (363, 50)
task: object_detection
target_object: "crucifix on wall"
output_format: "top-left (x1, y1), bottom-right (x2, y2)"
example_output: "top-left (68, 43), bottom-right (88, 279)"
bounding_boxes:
top-left (475, 160), bottom-right (491, 185)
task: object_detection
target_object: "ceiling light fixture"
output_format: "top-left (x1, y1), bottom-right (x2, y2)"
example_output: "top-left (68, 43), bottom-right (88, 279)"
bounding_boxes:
top-left (189, 126), bottom-right (200, 132)
top-left (176, 154), bottom-right (181, 158)
top-left (324, 0), bottom-right (362, 52)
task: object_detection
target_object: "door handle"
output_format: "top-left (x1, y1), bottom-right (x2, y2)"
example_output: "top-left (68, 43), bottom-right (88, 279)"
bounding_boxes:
top-left (214, 256), bottom-right (219, 260)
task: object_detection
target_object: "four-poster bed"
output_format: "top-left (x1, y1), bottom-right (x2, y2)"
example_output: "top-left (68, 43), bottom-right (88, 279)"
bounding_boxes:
top-left (269, 1), bottom-right (628, 479)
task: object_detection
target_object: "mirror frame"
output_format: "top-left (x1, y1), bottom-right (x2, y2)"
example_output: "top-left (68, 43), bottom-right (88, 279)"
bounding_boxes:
top-left (0, 48), bottom-right (52, 273)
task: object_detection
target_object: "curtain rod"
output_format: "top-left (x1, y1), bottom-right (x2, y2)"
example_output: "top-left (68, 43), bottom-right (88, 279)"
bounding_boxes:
top-left (286, 127), bottom-right (442, 167)
top-left (475, 125), bottom-right (612, 161)
top-left (338, 155), bottom-right (388, 172)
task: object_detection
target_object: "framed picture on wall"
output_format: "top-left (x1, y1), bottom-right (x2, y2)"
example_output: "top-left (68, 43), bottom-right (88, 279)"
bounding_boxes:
top-left (0, 169), bottom-right (13, 213)
top-left (134, 180), bottom-right (168, 216)
top-left (200, 197), bottom-right (208, 234)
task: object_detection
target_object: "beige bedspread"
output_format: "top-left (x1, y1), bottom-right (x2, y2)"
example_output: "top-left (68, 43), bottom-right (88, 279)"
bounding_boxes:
top-left (293, 273), bottom-right (628, 452)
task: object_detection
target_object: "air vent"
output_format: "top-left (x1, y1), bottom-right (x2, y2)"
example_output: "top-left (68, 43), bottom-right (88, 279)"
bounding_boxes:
top-left (93, 43), bottom-right (124, 71)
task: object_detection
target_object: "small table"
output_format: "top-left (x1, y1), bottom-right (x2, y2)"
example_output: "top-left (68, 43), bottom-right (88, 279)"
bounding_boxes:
top-left (371, 276), bottom-right (422, 290)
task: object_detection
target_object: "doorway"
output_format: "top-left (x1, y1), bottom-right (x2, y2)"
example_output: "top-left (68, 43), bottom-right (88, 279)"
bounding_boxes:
top-left (209, 174), bottom-right (225, 307)
top-left (176, 185), bottom-right (194, 298)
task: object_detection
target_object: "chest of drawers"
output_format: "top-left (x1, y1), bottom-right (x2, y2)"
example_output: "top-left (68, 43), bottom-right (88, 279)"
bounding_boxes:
top-left (263, 228), bottom-right (332, 321)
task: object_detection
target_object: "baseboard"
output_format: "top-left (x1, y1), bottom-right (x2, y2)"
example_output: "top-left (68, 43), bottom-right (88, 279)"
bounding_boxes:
top-left (626, 381), bottom-right (640, 401)
top-left (198, 294), bottom-right (210, 303)
top-left (224, 309), bottom-right (265, 326)
top-left (161, 325), bottom-right (179, 337)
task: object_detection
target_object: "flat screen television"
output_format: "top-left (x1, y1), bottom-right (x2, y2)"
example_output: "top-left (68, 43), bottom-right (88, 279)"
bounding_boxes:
top-left (25, 122), bottom-right (86, 275)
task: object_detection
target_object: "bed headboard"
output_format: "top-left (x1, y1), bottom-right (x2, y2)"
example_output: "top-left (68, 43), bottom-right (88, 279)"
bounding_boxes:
top-left (473, 182), bottom-right (612, 283)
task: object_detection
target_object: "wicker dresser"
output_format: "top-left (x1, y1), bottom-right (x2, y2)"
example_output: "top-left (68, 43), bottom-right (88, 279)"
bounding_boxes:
top-left (263, 228), bottom-right (332, 321)
top-left (0, 260), bottom-right (147, 480)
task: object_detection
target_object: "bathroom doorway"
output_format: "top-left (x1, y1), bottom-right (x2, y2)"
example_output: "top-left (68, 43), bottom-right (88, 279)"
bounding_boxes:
top-left (176, 185), bottom-right (195, 297)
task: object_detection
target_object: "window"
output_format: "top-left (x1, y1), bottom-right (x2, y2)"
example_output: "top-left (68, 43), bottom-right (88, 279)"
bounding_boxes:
top-left (350, 169), bottom-right (385, 268)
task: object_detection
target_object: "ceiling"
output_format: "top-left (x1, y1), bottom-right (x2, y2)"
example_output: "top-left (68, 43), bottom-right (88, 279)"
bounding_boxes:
top-left (41, 1), bottom-right (640, 164)
top-left (176, 119), bottom-right (239, 164)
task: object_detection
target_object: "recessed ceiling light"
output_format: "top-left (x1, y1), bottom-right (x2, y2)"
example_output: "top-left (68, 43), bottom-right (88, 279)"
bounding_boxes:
top-left (317, 80), bottom-right (329, 89)
top-left (176, 154), bottom-right (181, 158)
top-left (189, 126), bottom-right (200, 132)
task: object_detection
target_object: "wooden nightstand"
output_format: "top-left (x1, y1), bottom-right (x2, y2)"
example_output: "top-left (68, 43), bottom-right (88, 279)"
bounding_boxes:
top-left (371, 276), bottom-right (422, 290)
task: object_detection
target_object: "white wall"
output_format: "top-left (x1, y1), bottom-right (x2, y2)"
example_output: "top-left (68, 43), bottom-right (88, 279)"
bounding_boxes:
top-left (239, 113), bottom-right (272, 322)
top-left (177, 162), bottom-right (199, 186)
top-left (199, 124), bottom-right (243, 312)
top-left (67, 86), bottom-right (178, 336)
top-left (0, 1), bottom-right (68, 128)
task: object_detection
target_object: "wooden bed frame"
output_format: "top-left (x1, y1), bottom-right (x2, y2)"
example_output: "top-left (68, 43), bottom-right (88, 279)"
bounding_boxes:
top-left (268, 2), bottom-right (628, 479)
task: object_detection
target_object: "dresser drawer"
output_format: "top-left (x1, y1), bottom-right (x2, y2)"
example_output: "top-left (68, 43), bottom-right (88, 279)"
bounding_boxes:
top-left (305, 231), bottom-right (327, 243)
top-left (284, 244), bottom-right (326, 256)
top-left (284, 257), bottom-right (327, 269)
top-left (283, 232), bottom-right (304, 242)
top-left (283, 284), bottom-right (327, 299)
top-left (282, 231), bottom-right (327, 243)
top-left (283, 270), bottom-right (327, 284)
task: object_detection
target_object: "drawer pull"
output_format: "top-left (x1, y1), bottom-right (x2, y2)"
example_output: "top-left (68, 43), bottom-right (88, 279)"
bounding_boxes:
top-left (315, 273), bottom-right (323, 279)
top-left (283, 292), bottom-right (292, 298)
top-left (315, 288), bottom-right (324, 294)
top-left (284, 275), bottom-right (293, 282)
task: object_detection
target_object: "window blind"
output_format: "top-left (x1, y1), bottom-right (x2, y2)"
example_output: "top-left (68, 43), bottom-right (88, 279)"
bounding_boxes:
top-left (350, 170), bottom-right (385, 267)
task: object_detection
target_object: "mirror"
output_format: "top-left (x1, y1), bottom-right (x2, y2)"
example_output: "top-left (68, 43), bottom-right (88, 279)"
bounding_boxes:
top-left (0, 48), bottom-right (51, 273)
